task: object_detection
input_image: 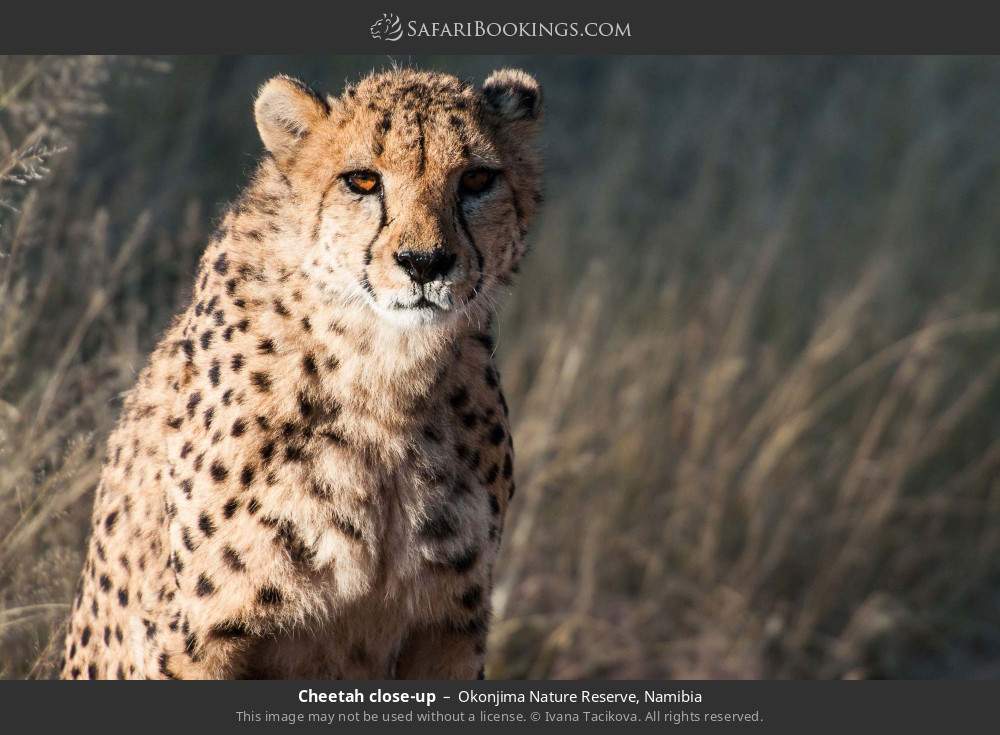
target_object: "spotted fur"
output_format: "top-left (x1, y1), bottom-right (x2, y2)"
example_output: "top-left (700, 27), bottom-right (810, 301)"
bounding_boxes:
top-left (60, 67), bottom-right (542, 680)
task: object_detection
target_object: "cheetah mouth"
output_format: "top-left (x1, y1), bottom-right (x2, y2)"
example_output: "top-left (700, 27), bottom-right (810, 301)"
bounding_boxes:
top-left (370, 283), bottom-right (467, 326)
top-left (379, 293), bottom-right (465, 326)
top-left (394, 296), bottom-right (441, 311)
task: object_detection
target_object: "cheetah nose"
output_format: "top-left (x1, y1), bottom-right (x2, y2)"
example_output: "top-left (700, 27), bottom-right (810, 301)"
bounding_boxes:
top-left (394, 249), bottom-right (456, 285)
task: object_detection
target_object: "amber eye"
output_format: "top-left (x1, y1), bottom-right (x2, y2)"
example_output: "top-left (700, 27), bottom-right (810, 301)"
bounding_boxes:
top-left (459, 168), bottom-right (498, 196)
top-left (343, 170), bottom-right (381, 195)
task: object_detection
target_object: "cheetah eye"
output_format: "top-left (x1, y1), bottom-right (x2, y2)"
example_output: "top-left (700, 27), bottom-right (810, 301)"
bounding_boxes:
top-left (459, 168), bottom-right (498, 196)
top-left (343, 170), bottom-right (381, 195)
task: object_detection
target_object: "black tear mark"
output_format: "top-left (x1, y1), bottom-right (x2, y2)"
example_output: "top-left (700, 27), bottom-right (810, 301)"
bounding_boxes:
top-left (359, 190), bottom-right (388, 293)
top-left (455, 201), bottom-right (485, 298)
top-left (416, 111), bottom-right (426, 176)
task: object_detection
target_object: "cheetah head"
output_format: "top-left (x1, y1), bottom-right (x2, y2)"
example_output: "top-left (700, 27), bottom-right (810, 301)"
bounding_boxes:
top-left (254, 68), bottom-right (543, 328)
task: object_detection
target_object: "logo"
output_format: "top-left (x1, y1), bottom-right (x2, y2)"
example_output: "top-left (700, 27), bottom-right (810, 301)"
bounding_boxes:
top-left (370, 13), bottom-right (403, 41)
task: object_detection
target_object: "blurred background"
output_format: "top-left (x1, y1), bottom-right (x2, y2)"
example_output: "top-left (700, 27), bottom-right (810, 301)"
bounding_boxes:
top-left (1, 55), bottom-right (999, 680)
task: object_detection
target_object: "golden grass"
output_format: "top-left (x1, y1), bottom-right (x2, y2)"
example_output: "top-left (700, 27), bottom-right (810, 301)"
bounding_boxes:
top-left (2, 55), bottom-right (999, 679)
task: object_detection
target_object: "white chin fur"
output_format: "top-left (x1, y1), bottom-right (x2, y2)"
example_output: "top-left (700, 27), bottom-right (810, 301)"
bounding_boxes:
top-left (367, 282), bottom-right (463, 328)
top-left (370, 301), bottom-right (460, 329)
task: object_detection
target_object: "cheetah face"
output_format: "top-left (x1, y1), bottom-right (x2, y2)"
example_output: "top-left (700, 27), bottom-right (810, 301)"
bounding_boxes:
top-left (254, 69), bottom-right (543, 329)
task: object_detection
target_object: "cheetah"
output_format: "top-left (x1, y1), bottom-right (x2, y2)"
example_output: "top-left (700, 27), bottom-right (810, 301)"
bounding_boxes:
top-left (59, 67), bottom-right (542, 679)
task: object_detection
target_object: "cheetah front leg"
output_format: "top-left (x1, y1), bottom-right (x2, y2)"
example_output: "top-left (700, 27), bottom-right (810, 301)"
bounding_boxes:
top-left (150, 517), bottom-right (338, 679)
top-left (142, 593), bottom-right (261, 680)
top-left (395, 619), bottom-right (488, 680)
top-left (395, 574), bottom-right (492, 680)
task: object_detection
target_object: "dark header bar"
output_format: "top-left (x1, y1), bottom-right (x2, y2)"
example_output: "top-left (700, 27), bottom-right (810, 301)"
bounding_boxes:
top-left (0, 1), bottom-right (997, 53)
top-left (4, 680), bottom-right (998, 734)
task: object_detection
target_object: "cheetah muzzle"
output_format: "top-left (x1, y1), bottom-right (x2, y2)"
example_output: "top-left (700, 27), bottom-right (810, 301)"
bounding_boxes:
top-left (60, 67), bottom-right (542, 680)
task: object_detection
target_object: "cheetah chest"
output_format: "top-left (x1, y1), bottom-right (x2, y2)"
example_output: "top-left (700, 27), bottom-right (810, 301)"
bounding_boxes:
top-left (239, 434), bottom-right (496, 677)
top-left (308, 431), bottom-right (496, 610)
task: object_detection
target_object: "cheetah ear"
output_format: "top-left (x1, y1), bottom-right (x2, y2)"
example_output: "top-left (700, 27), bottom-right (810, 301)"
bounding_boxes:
top-left (254, 75), bottom-right (329, 164)
top-left (482, 69), bottom-right (542, 123)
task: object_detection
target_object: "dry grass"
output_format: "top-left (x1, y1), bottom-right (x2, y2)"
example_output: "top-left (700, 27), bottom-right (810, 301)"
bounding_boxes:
top-left (2, 55), bottom-right (999, 680)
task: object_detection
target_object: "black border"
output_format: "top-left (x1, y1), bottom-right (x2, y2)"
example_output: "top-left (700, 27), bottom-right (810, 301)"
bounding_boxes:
top-left (0, 1), bottom-right (996, 53)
